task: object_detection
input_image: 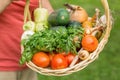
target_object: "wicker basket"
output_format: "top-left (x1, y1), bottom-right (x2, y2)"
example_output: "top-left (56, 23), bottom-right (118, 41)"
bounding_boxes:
top-left (23, 0), bottom-right (112, 76)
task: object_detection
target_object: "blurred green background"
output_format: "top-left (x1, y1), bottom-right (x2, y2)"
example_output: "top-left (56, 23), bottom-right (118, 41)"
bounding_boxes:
top-left (38, 0), bottom-right (120, 80)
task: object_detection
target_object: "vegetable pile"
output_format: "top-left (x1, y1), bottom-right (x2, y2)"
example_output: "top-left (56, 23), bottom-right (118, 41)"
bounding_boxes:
top-left (20, 3), bottom-right (106, 70)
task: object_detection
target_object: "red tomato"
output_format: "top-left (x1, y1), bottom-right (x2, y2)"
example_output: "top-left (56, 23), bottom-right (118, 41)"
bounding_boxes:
top-left (32, 52), bottom-right (50, 68)
top-left (48, 53), bottom-right (54, 61)
top-left (51, 54), bottom-right (68, 69)
top-left (65, 53), bottom-right (76, 65)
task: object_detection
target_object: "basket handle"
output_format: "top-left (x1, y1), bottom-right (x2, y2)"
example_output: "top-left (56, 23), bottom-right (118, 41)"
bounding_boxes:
top-left (24, 0), bottom-right (31, 23)
top-left (24, 0), bottom-right (42, 23)
top-left (101, 0), bottom-right (111, 39)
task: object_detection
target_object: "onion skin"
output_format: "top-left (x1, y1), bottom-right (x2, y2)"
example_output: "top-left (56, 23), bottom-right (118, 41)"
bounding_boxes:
top-left (64, 4), bottom-right (88, 23)
top-left (70, 7), bottom-right (88, 23)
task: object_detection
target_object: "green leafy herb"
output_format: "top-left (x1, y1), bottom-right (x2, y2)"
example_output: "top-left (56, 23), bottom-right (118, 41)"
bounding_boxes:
top-left (20, 26), bottom-right (84, 64)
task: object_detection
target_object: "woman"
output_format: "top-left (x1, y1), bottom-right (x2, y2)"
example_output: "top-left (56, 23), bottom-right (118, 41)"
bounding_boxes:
top-left (0, 0), bottom-right (53, 80)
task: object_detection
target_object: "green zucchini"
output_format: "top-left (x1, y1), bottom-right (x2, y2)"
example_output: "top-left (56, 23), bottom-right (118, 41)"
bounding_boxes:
top-left (48, 8), bottom-right (70, 26)
top-left (67, 21), bottom-right (82, 29)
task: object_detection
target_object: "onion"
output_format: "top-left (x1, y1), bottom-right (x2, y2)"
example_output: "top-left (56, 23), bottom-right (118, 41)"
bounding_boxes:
top-left (64, 4), bottom-right (88, 23)
top-left (21, 30), bottom-right (34, 40)
top-left (70, 7), bottom-right (88, 23)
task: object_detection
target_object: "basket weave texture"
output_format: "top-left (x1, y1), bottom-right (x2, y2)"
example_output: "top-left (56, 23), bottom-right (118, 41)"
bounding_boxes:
top-left (25, 0), bottom-right (112, 76)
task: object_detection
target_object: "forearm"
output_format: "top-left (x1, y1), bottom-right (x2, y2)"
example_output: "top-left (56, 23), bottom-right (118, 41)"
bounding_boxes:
top-left (41, 0), bottom-right (54, 14)
top-left (0, 0), bottom-right (12, 13)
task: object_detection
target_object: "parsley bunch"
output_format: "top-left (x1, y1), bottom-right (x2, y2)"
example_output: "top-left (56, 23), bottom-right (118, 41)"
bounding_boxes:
top-left (20, 26), bottom-right (84, 64)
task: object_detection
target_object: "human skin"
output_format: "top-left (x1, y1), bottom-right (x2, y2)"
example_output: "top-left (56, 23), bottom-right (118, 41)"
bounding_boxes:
top-left (0, 0), bottom-right (13, 13)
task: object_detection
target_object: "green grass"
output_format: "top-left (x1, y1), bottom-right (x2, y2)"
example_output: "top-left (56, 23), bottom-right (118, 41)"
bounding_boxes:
top-left (38, 0), bottom-right (120, 80)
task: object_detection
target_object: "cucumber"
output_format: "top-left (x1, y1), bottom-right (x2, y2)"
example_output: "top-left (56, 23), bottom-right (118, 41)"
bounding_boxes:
top-left (48, 8), bottom-right (70, 26)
